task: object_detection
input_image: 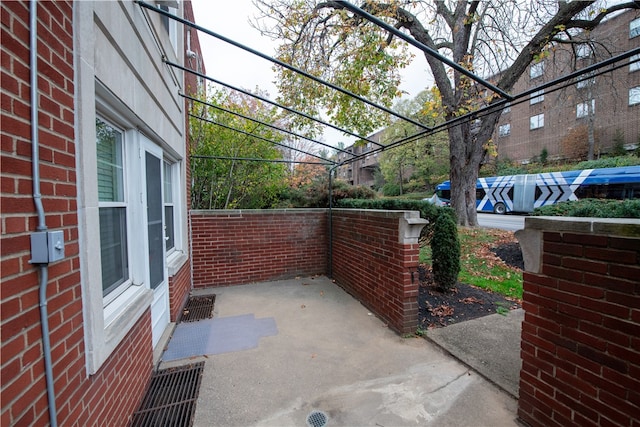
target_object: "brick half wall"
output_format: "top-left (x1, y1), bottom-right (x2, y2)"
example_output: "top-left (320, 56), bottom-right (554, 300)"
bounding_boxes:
top-left (516, 217), bottom-right (640, 427)
top-left (190, 209), bottom-right (328, 287)
top-left (189, 208), bottom-right (426, 335)
top-left (331, 209), bottom-right (427, 334)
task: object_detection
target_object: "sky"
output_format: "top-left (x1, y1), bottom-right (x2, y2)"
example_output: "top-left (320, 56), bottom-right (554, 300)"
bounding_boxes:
top-left (190, 0), bottom-right (432, 147)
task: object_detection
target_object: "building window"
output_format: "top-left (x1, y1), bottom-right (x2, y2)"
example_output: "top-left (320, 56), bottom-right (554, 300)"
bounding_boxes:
top-left (576, 100), bottom-right (595, 118)
top-left (576, 44), bottom-right (593, 59)
top-left (530, 114), bottom-right (544, 130)
top-left (630, 18), bottom-right (640, 38)
top-left (163, 161), bottom-right (175, 253)
top-left (501, 102), bottom-right (511, 114)
top-left (530, 89), bottom-right (544, 105)
top-left (498, 123), bottom-right (511, 137)
top-left (630, 87), bottom-right (640, 106)
top-left (630, 54), bottom-right (640, 72)
top-left (530, 61), bottom-right (544, 79)
top-left (96, 118), bottom-right (129, 298)
top-left (576, 72), bottom-right (595, 89)
top-left (157, 2), bottom-right (178, 54)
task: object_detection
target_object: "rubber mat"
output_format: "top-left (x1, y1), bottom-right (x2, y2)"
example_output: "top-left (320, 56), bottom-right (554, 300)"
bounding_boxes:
top-left (162, 314), bottom-right (278, 362)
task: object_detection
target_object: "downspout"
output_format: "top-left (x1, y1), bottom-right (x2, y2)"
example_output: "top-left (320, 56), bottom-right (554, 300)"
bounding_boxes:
top-left (30, 1), bottom-right (58, 425)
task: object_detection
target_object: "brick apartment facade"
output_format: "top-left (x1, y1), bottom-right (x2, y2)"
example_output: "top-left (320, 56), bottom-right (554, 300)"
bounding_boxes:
top-left (1, 1), bottom-right (201, 425)
top-left (496, 10), bottom-right (640, 163)
top-left (340, 10), bottom-right (640, 187)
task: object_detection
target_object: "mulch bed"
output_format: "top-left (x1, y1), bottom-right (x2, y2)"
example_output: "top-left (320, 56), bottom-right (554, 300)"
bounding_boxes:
top-left (417, 241), bottom-right (523, 329)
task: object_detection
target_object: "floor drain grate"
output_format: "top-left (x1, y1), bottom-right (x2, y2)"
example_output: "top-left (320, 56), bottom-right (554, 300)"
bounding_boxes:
top-left (306, 410), bottom-right (329, 427)
top-left (130, 362), bottom-right (204, 427)
top-left (181, 294), bottom-right (215, 322)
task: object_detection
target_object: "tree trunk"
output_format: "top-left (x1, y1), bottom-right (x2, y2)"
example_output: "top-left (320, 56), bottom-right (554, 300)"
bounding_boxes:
top-left (448, 111), bottom-right (502, 226)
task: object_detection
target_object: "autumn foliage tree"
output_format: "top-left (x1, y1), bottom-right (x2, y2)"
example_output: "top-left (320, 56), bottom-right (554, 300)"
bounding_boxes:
top-left (190, 88), bottom-right (288, 209)
top-left (252, 0), bottom-right (639, 225)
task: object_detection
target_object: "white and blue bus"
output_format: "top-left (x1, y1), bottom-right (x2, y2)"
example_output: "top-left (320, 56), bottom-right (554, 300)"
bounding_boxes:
top-left (436, 166), bottom-right (640, 214)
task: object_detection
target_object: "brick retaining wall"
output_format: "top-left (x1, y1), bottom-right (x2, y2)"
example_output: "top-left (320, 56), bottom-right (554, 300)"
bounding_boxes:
top-left (516, 218), bottom-right (640, 427)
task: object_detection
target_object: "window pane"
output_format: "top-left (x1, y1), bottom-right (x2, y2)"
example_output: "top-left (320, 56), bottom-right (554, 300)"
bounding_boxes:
top-left (631, 18), bottom-right (640, 38)
top-left (99, 207), bottom-right (128, 295)
top-left (530, 62), bottom-right (544, 79)
top-left (530, 89), bottom-right (544, 104)
top-left (165, 206), bottom-right (175, 251)
top-left (530, 114), bottom-right (544, 129)
top-left (630, 87), bottom-right (640, 106)
top-left (163, 161), bottom-right (173, 203)
top-left (96, 119), bottom-right (124, 202)
top-left (577, 100), bottom-right (595, 118)
top-left (630, 54), bottom-right (640, 72)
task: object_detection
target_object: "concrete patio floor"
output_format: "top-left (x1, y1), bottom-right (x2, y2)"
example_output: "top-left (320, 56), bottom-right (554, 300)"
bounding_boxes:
top-left (159, 276), bottom-right (520, 426)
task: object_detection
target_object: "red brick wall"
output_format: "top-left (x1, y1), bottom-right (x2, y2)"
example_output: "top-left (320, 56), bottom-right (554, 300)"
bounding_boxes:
top-left (190, 209), bottom-right (423, 334)
top-left (190, 210), bottom-right (328, 287)
top-left (518, 225), bottom-right (640, 427)
top-left (169, 261), bottom-right (191, 322)
top-left (331, 209), bottom-right (421, 334)
top-left (1, 2), bottom-right (152, 425)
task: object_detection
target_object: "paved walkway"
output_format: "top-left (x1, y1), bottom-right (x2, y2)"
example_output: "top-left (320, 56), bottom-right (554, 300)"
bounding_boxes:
top-left (160, 277), bottom-right (521, 426)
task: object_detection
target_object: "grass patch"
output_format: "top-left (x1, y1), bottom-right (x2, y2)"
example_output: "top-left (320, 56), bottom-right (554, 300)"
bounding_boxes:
top-left (420, 226), bottom-right (523, 300)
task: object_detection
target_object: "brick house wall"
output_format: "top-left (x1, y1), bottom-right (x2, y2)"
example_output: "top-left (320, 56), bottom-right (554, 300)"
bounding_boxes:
top-left (1, 1), bottom-right (199, 425)
top-left (1, 2), bottom-right (154, 425)
top-left (516, 217), bottom-right (640, 427)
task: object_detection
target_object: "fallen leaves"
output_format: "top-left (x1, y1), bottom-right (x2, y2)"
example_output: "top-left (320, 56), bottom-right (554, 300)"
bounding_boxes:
top-left (459, 296), bottom-right (484, 305)
top-left (428, 303), bottom-right (454, 317)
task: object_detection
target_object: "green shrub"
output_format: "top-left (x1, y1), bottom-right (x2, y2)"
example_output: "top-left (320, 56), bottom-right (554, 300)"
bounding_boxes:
top-left (574, 156), bottom-right (640, 170)
top-left (336, 198), bottom-right (460, 290)
top-left (431, 213), bottom-right (461, 291)
top-left (382, 182), bottom-right (401, 197)
top-left (532, 199), bottom-right (640, 218)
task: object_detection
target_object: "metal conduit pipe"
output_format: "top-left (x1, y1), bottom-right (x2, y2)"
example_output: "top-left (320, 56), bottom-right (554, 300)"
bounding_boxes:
top-left (30, 1), bottom-right (58, 425)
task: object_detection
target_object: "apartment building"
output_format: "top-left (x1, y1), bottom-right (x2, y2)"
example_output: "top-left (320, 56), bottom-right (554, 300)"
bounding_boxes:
top-left (336, 129), bottom-right (385, 187)
top-left (495, 10), bottom-right (640, 163)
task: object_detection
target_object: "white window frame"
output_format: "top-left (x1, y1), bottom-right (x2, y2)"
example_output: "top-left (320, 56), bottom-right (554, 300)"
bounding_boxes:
top-left (630, 54), bottom-right (640, 72)
top-left (530, 114), bottom-right (544, 130)
top-left (530, 89), bottom-right (544, 105)
top-left (576, 100), bottom-right (595, 118)
top-left (630, 17), bottom-right (640, 38)
top-left (530, 61), bottom-right (544, 79)
top-left (630, 87), bottom-right (640, 106)
top-left (499, 123), bottom-right (511, 137)
top-left (79, 91), bottom-right (153, 375)
top-left (96, 117), bottom-right (132, 307)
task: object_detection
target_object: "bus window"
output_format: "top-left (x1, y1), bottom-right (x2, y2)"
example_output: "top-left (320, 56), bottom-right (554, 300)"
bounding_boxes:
top-left (437, 189), bottom-right (450, 200)
top-left (476, 188), bottom-right (486, 200)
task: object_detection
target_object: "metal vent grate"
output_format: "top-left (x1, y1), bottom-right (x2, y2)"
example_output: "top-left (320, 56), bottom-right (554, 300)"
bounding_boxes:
top-left (306, 410), bottom-right (329, 427)
top-left (130, 362), bottom-right (204, 427)
top-left (181, 294), bottom-right (216, 322)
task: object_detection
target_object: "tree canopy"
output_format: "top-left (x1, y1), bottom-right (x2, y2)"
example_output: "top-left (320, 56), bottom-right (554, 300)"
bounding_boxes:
top-left (190, 88), bottom-right (288, 209)
top-left (252, 0), bottom-right (639, 225)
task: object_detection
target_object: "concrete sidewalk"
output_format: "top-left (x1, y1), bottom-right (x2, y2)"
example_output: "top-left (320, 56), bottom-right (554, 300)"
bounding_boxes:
top-left (160, 277), bottom-right (520, 426)
top-left (427, 309), bottom-right (524, 398)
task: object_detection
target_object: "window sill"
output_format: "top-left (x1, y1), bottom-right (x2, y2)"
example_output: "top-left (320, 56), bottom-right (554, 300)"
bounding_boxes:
top-left (167, 250), bottom-right (188, 277)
